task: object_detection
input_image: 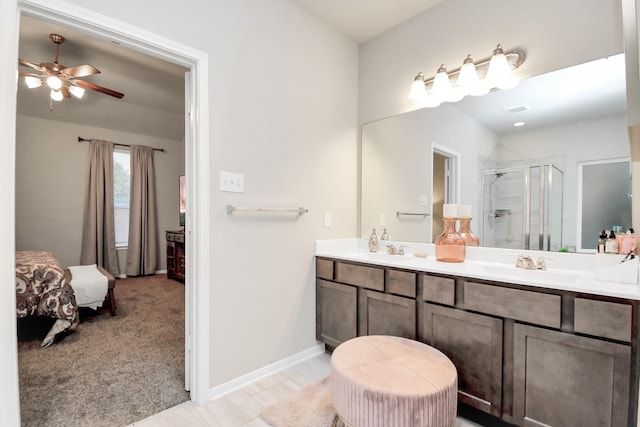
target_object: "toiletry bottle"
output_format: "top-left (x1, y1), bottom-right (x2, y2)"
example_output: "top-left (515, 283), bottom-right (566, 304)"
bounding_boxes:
top-left (369, 228), bottom-right (378, 253)
top-left (435, 204), bottom-right (466, 262)
top-left (457, 205), bottom-right (479, 246)
top-left (597, 229), bottom-right (607, 253)
top-left (381, 228), bottom-right (389, 241)
top-left (605, 229), bottom-right (619, 254)
top-left (620, 228), bottom-right (638, 255)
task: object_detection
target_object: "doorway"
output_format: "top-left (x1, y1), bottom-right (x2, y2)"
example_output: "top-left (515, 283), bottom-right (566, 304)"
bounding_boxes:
top-left (2, 2), bottom-right (211, 424)
top-left (432, 145), bottom-right (460, 241)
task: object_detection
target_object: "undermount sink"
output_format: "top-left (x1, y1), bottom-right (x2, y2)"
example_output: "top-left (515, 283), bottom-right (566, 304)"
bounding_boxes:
top-left (342, 251), bottom-right (413, 263)
top-left (480, 264), bottom-right (582, 284)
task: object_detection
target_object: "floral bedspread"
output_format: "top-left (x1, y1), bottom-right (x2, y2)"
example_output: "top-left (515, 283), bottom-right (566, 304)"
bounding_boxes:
top-left (16, 250), bottom-right (79, 347)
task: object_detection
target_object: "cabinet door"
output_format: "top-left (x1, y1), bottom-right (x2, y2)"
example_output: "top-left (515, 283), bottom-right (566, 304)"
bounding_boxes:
top-left (359, 289), bottom-right (416, 339)
top-left (316, 279), bottom-right (357, 348)
top-left (423, 303), bottom-right (503, 417)
top-left (513, 324), bottom-right (630, 427)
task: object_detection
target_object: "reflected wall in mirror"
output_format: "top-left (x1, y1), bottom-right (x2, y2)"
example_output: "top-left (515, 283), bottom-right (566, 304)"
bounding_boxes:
top-left (361, 53), bottom-right (631, 252)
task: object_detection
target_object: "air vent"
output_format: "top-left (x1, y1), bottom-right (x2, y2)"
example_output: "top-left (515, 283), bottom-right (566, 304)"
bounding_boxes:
top-left (504, 104), bottom-right (531, 114)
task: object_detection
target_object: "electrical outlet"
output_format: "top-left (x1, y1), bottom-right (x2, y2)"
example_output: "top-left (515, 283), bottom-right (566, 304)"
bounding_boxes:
top-left (419, 194), bottom-right (429, 206)
top-left (380, 214), bottom-right (386, 226)
top-left (219, 171), bottom-right (244, 193)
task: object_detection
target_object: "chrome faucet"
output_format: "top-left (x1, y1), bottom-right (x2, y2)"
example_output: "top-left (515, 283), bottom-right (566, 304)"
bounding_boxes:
top-left (515, 254), bottom-right (536, 270)
top-left (536, 255), bottom-right (547, 270)
top-left (386, 244), bottom-right (398, 255)
top-left (516, 254), bottom-right (547, 270)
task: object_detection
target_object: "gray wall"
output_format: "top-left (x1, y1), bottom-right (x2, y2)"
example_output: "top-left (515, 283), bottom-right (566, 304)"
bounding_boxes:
top-left (15, 114), bottom-right (184, 272)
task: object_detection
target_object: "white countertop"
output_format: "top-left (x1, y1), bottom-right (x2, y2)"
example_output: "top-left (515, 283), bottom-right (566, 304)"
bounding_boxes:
top-left (315, 239), bottom-right (640, 301)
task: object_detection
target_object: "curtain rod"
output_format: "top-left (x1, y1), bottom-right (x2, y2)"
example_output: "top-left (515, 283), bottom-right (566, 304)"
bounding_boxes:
top-left (77, 136), bottom-right (165, 153)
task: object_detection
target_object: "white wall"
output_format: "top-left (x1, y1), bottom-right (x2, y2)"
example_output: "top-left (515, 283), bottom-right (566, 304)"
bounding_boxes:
top-left (359, 0), bottom-right (622, 124)
top-left (362, 104), bottom-right (497, 242)
top-left (53, 0), bottom-right (359, 388)
top-left (15, 115), bottom-right (185, 272)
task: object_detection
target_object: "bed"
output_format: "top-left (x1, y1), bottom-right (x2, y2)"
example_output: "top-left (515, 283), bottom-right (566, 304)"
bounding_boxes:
top-left (16, 250), bottom-right (79, 347)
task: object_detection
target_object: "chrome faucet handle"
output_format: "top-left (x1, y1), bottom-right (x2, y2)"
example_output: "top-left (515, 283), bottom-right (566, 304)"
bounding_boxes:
top-left (536, 256), bottom-right (547, 270)
top-left (386, 244), bottom-right (398, 255)
top-left (398, 245), bottom-right (408, 255)
top-left (515, 254), bottom-right (524, 268)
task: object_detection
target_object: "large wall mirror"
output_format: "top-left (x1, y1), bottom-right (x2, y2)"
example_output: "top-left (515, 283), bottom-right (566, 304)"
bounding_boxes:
top-left (361, 53), bottom-right (631, 252)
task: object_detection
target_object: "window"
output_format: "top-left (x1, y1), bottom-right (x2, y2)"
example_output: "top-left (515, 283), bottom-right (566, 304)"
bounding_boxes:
top-left (113, 150), bottom-right (130, 247)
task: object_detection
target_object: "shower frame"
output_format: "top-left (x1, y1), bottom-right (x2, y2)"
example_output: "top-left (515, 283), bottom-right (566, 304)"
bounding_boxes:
top-left (480, 164), bottom-right (563, 251)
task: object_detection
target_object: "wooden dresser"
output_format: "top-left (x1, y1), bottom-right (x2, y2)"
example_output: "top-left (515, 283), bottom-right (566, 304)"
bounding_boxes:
top-left (166, 229), bottom-right (185, 283)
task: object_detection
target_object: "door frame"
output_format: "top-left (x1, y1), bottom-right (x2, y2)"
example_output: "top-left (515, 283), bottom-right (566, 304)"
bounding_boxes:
top-left (1, 1), bottom-right (211, 424)
top-left (431, 144), bottom-right (460, 209)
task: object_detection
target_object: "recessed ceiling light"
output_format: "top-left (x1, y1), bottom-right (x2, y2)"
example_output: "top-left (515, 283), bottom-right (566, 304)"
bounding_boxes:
top-left (513, 121), bottom-right (525, 127)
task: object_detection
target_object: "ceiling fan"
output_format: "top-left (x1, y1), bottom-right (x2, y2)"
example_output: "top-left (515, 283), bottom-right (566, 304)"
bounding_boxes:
top-left (18, 33), bottom-right (125, 101)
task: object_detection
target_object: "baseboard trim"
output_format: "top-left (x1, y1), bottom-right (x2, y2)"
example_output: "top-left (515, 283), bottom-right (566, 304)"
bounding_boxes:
top-left (207, 343), bottom-right (325, 402)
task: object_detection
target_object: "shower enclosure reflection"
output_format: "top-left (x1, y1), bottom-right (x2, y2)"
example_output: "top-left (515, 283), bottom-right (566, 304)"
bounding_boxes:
top-left (481, 165), bottom-right (563, 251)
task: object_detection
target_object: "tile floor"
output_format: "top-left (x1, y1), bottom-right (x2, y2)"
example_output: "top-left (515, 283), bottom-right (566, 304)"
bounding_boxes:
top-left (130, 352), bottom-right (483, 427)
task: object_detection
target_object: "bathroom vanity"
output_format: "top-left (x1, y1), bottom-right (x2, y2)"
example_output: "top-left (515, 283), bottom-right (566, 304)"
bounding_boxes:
top-left (315, 239), bottom-right (640, 427)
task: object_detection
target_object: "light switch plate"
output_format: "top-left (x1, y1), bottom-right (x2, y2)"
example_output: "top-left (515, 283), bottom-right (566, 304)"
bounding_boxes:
top-left (220, 171), bottom-right (244, 193)
top-left (323, 211), bottom-right (332, 228)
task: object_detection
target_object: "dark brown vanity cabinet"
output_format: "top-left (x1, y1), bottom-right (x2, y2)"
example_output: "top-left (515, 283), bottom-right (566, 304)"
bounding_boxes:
top-left (359, 289), bottom-right (416, 339)
top-left (513, 324), bottom-right (630, 427)
top-left (315, 256), bottom-right (640, 426)
top-left (423, 303), bottom-right (503, 417)
top-left (316, 279), bottom-right (357, 348)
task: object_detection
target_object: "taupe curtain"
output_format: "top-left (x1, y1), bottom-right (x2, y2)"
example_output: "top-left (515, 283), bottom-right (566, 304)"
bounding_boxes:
top-left (126, 145), bottom-right (158, 276)
top-left (80, 140), bottom-right (120, 276)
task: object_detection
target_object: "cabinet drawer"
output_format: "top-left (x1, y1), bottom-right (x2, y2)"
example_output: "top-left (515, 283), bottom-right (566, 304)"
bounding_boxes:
top-left (335, 262), bottom-right (384, 291)
top-left (464, 281), bottom-right (561, 328)
top-left (386, 269), bottom-right (416, 297)
top-left (422, 275), bottom-right (455, 306)
top-left (316, 258), bottom-right (334, 280)
top-left (574, 298), bottom-right (632, 343)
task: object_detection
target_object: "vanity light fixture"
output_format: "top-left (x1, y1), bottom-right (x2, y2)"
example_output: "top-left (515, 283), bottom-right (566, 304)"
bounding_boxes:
top-left (408, 44), bottom-right (525, 107)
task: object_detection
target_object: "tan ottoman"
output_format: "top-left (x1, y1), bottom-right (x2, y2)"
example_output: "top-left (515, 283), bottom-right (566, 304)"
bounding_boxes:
top-left (331, 335), bottom-right (457, 427)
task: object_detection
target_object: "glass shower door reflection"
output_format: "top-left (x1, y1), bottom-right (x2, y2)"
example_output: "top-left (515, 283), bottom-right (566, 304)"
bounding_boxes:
top-left (481, 169), bottom-right (526, 249)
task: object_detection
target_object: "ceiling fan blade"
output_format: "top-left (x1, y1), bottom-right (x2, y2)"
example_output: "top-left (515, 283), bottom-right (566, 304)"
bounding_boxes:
top-left (63, 64), bottom-right (101, 78)
top-left (18, 72), bottom-right (42, 78)
top-left (61, 86), bottom-right (71, 99)
top-left (18, 58), bottom-right (45, 72)
top-left (70, 79), bottom-right (125, 99)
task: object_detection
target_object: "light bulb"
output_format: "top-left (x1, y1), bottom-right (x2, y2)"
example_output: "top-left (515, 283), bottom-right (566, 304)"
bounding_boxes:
top-left (50, 89), bottom-right (63, 101)
top-left (46, 75), bottom-right (63, 90)
top-left (69, 85), bottom-right (85, 99)
top-left (432, 65), bottom-right (452, 96)
top-left (408, 73), bottom-right (427, 100)
top-left (456, 55), bottom-right (480, 88)
top-left (487, 44), bottom-right (512, 88)
top-left (24, 76), bottom-right (42, 88)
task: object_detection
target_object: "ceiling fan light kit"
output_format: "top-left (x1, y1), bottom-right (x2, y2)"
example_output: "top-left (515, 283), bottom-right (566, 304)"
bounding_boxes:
top-left (18, 33), bottom-right (124, 103)
top-left (408, 44), bottom-right (525, 107)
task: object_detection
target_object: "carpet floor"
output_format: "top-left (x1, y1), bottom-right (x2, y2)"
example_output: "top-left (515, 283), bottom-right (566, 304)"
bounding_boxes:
top-left (17, 274), bottom-right (189, 427)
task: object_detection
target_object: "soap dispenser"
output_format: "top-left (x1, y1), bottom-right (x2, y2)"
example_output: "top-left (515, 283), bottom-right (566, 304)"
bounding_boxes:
top-left (369, 228), bottom-right (379, 253)
top-left (605, 229), bottom-right (619, 254)
top-left (597, 229), bottom-right (607, 253)
top-left (381, 228), bottom-right (390, 240)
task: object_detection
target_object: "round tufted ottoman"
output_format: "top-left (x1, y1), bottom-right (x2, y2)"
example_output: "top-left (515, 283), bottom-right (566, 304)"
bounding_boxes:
top-left (331, 335), bottom-right (457, 427)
